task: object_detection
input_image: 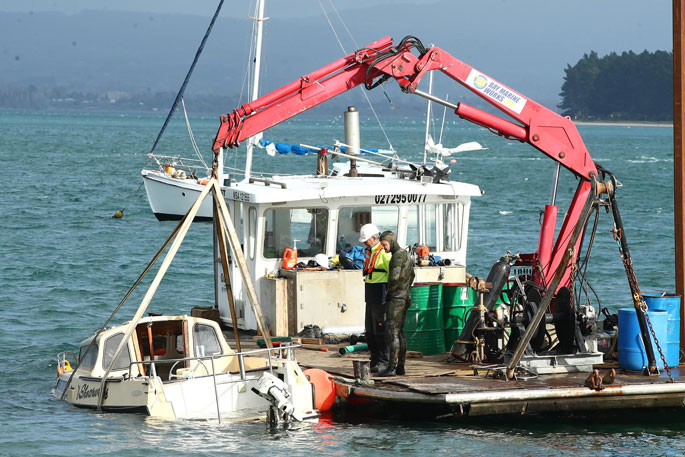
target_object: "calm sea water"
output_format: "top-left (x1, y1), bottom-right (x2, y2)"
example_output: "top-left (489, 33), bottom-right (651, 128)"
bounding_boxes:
top-left (0, 109), bottom-right (681, 456)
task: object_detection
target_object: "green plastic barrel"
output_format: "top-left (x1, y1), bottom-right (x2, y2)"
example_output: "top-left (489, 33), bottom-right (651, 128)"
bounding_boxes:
top-left (442, 285), bottom-right (476, 351)
top-left (405, 284), bottom-right (445, 355)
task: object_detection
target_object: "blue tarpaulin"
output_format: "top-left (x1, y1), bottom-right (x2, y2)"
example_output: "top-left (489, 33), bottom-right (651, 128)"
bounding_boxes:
top-left (259, 139), bottom-right (390, 156)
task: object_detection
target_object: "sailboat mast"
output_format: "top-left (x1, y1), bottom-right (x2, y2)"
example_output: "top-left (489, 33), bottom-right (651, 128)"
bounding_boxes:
top-left (244, 0), bottom-right (266, 179)
top-left (423, 70), bottom-right (434, 164)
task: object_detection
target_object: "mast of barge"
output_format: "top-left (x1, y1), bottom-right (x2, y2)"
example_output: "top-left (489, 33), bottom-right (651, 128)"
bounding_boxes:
top-left (673, 0), bottom-right (685, 355)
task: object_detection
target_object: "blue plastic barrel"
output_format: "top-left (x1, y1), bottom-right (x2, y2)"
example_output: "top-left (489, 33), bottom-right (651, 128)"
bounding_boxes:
top-left (618, 308), bottom-right (667, 371)
top-left (643, 293), bottom-right (681, 367)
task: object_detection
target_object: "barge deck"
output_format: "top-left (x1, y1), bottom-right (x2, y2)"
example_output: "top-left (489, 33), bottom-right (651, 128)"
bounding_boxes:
top-left (289, 342), bottom-right (685, 418)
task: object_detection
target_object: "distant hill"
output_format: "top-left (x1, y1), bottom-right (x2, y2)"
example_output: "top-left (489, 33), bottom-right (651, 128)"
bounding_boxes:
top-left (559, 50), bottom-right (672, 121)
top-left (0, 3), bottom-right (671, 115)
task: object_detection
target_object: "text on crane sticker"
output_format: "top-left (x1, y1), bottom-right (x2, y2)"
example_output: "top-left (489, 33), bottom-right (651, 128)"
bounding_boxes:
top-left (466, 68), bottom-right (527, 114)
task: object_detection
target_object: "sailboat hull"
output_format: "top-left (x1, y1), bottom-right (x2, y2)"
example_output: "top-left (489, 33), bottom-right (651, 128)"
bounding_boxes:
top-left (141, 169), bottom-right (214, 221)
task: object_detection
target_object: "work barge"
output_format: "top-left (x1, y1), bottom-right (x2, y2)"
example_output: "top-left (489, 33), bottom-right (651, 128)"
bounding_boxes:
top-left (196, 31), bottom-right (685, 419)
top-left (196, 32), bottom-right (685, 420)
top-left (290, 343), bottom-right (685, 419)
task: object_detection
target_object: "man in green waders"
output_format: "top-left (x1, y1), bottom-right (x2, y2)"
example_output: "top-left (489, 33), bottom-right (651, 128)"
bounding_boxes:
top-left (377, 230), bottom-right (415, 377)
top-left (359, 223), bottom-right (391, 372)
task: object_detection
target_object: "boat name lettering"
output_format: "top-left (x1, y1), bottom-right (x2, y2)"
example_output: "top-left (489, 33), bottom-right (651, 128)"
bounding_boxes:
top-left (232, 191), bottom-right (250, 202)
top-left (374, 194), bottom-right (427, 205)
top-left (75, 384), bottom-right (108, 400)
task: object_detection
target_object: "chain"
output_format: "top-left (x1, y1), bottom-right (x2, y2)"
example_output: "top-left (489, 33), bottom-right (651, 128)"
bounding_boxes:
top-left (568, 262), bottom-right (577, 310)
top-left (644, 310), bottom-right (674, 382)
top-left (622, 257), bottom-right (673, 381)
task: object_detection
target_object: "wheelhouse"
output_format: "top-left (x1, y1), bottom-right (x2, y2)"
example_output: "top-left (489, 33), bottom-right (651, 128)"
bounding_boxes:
top-left (217, 172), bottom-right (481, 334)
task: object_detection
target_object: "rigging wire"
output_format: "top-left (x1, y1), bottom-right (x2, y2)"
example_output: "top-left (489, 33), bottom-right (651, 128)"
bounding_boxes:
top-left (148, 0), bottom-right (226, 155)
top-left (115, 0), bottom-right (225, 218)
top-left (318, 0), bottom-right (396, 156)
top-left (181, 97), bottom-right (209, 171)
top-left (326, 0), bottom-right (396, 112)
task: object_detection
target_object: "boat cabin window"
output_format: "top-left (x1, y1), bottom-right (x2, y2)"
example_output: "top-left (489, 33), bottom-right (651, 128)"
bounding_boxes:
top-left (337, 206), bottom-right (398, 250)
top-left (406, 203), bottom-right (464, 252)
top-left (102, 333), bottom-right (131, 371)
top-left (78, 342), bottom-right (98, 369)
top-left (263, 208), bottom-right (328, 258)
top-left (406, 204), bottom-right (437, 250)
top-left (193, 323), bottom-right (223, 357)
top-left (248, 206), bottom-right (257, 260)
top-left (443, 202), bottom-right (465, 252)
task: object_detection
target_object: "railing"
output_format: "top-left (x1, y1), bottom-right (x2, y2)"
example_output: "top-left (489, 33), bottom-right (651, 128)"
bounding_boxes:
top-left (58, 343), bottom-right (299, 422)
top-left (147, 153), bottom-right (213, 179)
top-left (126, 343), bottom-right (300, 423)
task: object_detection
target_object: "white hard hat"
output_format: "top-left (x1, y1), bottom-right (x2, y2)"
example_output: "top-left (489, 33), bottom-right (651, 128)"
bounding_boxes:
top-left (359, 223), bottom-right (380, 243)
top-left (313, 253), bottom-right (329, 268)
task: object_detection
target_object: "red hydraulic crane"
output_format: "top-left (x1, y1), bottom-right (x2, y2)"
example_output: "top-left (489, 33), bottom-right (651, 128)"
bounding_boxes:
top-left (212, 35), bottom-right (659, 376)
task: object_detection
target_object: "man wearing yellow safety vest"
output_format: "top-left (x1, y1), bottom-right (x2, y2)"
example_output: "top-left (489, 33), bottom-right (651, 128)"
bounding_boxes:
top-left (359, 223), bottom-right (391, 372)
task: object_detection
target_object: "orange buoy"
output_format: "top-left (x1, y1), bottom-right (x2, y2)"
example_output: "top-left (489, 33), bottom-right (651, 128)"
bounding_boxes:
top-left (303, 368), bottom-right (335, 411)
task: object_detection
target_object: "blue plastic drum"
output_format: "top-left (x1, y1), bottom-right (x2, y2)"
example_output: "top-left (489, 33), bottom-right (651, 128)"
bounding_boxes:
top-left (643, 293), bottom-right (681, 367)
top-left (618, 308), bottom-right (667, 371)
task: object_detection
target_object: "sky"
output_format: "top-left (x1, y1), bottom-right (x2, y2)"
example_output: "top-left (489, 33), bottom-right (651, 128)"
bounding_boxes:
top-left (4, 0), bottom-right (405, 17)
top-left (0, 0), bottom-right (673, 108)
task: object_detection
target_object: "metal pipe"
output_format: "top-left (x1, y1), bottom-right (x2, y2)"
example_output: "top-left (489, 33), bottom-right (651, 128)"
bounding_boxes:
top-left (299, 144), bottom-right (386, 166)
top-left (445, 381), bottom-right (685, 404)
top-left (413, 88), bottom-right (459, 111)
top-left (422, 71), bottom-right (434, 164)
top-left (238, 353), bottom-right (246, 380)
top-left (344, 106), bottom-right (360, 177)
top-left (211, 357), bottom-right (221, 423)
top-left (342, 378), bottom-right (685, 405)
top-left (550, 162), bottom-right (561, 206)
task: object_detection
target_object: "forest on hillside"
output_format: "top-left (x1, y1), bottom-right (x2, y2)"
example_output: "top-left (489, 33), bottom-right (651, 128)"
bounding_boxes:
top-left (558, 49), bottom-right (672, 121)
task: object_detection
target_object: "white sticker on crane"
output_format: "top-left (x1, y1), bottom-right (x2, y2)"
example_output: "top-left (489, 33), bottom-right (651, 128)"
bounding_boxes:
top-left (465, 68), bottom-right (527, 114)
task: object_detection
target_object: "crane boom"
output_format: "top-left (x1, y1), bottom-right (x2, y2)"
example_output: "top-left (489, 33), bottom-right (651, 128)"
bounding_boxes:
top-left (212, 35), bottom-right (605, 291)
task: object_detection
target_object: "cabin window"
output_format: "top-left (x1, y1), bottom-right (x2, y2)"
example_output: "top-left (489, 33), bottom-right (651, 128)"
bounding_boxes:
top-left (102, 333), bottom-right (131, 371)
top-left (406, 204), bottom-right (438, 250)
top-left (78, 342), bottom-right (98, 369)
top-left (336, 206), bottom-right (398, 250)
top-left (193, 324), bottom-right (223, 357)
top-left (442, 202), bottom-right (464, 251)
top-left (263, 208), bottom-right (328, 258)
top-left (248, 206), bottom-right (257, 260)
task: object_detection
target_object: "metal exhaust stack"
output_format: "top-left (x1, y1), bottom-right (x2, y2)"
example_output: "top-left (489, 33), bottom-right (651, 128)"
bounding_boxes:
top-left (344, 106), bottom-right (360, 177)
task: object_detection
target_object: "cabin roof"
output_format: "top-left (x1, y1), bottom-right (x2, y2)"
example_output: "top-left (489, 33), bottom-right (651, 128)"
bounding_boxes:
top-left (227, 174), bottom-right (482, 204)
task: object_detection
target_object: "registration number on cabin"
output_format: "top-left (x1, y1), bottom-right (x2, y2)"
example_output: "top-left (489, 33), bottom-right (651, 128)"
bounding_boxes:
top-left (232, 191), bottom-right (251, 202)
top-left (374, 194), bottom-right (427, 205)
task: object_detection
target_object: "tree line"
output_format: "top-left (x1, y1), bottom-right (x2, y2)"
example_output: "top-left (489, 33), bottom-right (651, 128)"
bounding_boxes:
top-left (558, 49), bottom-right (672, 121)
top-left (0, 84), bottom-right (239, 113)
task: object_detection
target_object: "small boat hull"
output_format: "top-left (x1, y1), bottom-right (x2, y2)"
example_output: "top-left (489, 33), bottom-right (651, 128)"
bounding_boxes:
top-left (141, 170), bottom-right (214, 221)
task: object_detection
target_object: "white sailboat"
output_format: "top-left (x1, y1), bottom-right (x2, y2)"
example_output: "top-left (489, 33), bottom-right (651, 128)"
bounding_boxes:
top-left (141, 0), bottom-right (264, 221)
top-left (140, 1), bottom-right (481, 222)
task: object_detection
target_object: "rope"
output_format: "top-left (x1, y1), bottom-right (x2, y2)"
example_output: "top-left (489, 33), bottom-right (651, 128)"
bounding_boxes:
top-left (317, 0), bottom-right (396, 156)
top-left (148, 0), bottom-right (226, 155)
top-left (181, 98), bottom-right (209, 171)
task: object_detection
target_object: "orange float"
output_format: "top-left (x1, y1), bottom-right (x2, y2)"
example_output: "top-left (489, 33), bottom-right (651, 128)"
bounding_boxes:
top-left (303, 368), bottom-right (335, 411)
